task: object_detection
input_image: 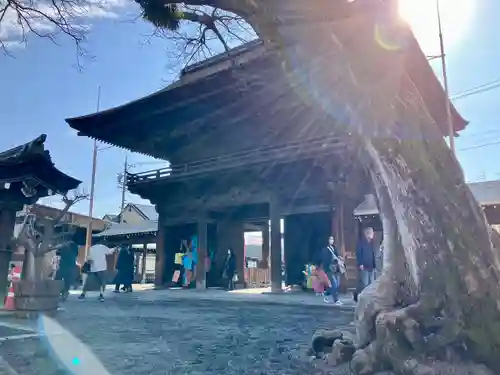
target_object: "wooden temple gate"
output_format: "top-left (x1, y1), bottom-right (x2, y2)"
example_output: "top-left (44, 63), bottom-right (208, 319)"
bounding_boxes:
top-left (66, 38), bottom-right (464, 293)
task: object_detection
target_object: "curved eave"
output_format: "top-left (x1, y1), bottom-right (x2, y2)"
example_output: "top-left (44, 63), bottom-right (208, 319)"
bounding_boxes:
top-left (66, 81), bottom-right (183, 125)
top-left (0, 158), bottom-right (81, 194)
top-left (30, 153), bottom-right (82, 193)
top-left (65, 79), bottom-right (188, 140)
top-left (405, 36), bottom-right (468, 133)
top-left (94, 230), bottom-right (158, 239)
top-left (82, 136), bottom-right (160, 159)
top-left (65, 54), bottom-right (280, 160)
top-left (66, 36), bottom-right (468, 159)
top-left (0, 134), bottom-right (48, 164)
top-left (42, 168), bottom-right (81, 193)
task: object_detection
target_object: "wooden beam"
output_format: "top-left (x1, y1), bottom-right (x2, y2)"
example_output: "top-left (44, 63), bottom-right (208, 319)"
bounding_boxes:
top-left (154, 216), bottom-right (166, 286)
top-left (196, 221), bottom-right (208, 289)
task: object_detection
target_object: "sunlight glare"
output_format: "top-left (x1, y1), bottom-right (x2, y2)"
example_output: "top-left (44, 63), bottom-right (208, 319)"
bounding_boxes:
top-left (398, 0), bottom-right (475, 54)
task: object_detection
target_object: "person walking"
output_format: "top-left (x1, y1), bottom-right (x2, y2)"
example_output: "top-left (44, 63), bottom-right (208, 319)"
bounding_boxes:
top-left (320, 236), bottom-right (343, 306)
top-left (172, 240), bottom-right (187, 287)
top-left (79, 242), bottom-right (115, 302)
top-left (122, 247), bottom-right (135, 292)
top-left (223, 248), bottom-right (236, 290)
top-left (182, 246), bottom-right (194, 288)
top-left (356, 227), bottom-right (377, 291)
top-left (55, 240), bottom-right (79, 301)
top-left (114, 246), bottom-right (135, 293)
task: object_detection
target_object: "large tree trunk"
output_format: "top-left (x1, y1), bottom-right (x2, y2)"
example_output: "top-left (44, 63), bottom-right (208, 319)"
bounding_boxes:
top-left (183, 0), bottom-right (500, 373)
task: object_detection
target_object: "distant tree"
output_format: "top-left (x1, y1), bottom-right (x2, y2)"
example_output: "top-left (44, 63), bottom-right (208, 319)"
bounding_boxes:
top-left (137, 1), bottom-right (255, 72)
top-left (15, 191), bottom-right (88, 281)
top-left (0, 0), bottom-right (93, 56)
top-left (0, 0), bottom-right (256, 70)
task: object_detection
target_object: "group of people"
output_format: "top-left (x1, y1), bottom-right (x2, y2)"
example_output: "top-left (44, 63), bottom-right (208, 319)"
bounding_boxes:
top-left (172, 239), bottom-right (200, 287)
top-left (53, 239), bottom-right (136, 303)
top-left (310, 226), bottom-right (378, 305)
top-left (53, 227), bottom-right (378, 303)
top-left (172, 239), bottom-right (238, 291)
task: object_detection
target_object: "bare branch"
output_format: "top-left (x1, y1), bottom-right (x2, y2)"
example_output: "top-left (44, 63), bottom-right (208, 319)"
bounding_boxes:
top-left (0, 0), bottom-right (121, 67)
top-left (37, 240), bottom-right (73, 256)
top-left (55, 190), bottom-right (89, 224)
top-left (136, 1), bottom-right (257, 75)
top-left (12, 190), bottom-right (88, 262)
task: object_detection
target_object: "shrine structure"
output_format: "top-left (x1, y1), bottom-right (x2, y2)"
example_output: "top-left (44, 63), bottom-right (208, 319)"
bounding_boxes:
top-left (0, 134), bottom-right (81, 300)
top-left (67, 38), bottom-right (466, 291)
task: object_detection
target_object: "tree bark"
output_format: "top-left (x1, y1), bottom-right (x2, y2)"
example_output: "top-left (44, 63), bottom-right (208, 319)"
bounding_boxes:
top-left (250, 5), bottom-right (500, 374)
top-left (165, 0), bottom-right (499, 372)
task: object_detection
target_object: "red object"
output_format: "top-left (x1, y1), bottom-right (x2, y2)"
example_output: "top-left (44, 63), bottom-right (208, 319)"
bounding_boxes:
top-left (172, 270), bottom-right (180, 283)
top-left (4, 265), bottom-right (21, 310)
top-left (313, 268), bottom-right (331, 289)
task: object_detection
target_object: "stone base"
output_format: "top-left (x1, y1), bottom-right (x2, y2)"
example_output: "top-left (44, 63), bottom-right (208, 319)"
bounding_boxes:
top-left (196, 280), bottom-right (207, 289)
top-left (13, 280), bottom-right (63, 316)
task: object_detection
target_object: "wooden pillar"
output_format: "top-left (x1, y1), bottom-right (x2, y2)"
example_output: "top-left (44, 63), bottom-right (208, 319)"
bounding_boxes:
top-left (154, 217), bottom-right (166, 286)
top-left (270, 198), bottom-right (282, 292)
top-left (259, 224), bottom-right (270, 269)
top-left (196, 221), bottom-right (208, 289)
top-left (0, 208), bottom-right (16, 302)
top-left (141, 243), bottom-right (147, 284)
top-left (331, 202), bottom-right (345, 256)
top-left (134, 251), bottom-right (140, 283)
top-left (336, 199), bottom-right (362, 291)
top-left (284, 215), bottom-right (309, 286)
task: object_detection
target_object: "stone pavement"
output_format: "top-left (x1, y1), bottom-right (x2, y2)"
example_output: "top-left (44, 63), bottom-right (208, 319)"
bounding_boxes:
top-left (76, 285), bottom-right (358, 309)
top-left (0, 288), bottom-right (358, 375)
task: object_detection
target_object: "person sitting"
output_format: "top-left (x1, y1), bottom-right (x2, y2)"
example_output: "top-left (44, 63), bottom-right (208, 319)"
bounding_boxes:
top-left (311, 263), bottom-right (331, 296)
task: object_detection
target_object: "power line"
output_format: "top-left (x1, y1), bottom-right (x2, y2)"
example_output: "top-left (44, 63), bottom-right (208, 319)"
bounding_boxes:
top-left (459, 140), bottom-right (500, 152)
top-left (451, 79), bottom-right (500, 101)
top-left (461, 129), bottom-right (500, 138)
top-left (453, 78), bottom-right (500, 96)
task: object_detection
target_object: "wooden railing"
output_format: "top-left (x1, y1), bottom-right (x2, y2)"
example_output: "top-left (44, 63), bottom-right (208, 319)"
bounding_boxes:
top-left (245, 268), bottom-right (270, 287)
top-left (127, 136), bottom-right (345, 185)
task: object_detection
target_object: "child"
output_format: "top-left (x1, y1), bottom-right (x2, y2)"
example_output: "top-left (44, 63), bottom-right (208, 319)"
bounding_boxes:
top-left (311, 263), bottom-right (331, 296)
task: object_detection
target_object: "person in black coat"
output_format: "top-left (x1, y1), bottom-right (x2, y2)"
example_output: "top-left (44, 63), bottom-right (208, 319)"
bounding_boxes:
top-left (319, 236), bottom-right (342, 305)
top-left (223, 248), bottom-right (237, 290)
top-left (356, 227), bottom-right (376, 290)
top-left (114, 246), bottom-right (135, 293)
top-left (55, 241), bottom-right (79, 301)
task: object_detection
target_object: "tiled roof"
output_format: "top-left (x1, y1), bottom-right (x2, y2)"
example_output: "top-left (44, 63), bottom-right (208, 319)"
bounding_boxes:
top-left (132, 204), bottom-right (159, 221)
top-left (468, 180), bottom-right (500, 206)
top-left (93, 220), bottom-right (158, 238)
top-left (354, 180), bottom-right (500, 216)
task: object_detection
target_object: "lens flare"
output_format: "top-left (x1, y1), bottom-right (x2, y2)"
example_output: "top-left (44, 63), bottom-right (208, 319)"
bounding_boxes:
top-left (38, 314), bottom-right (111, 375)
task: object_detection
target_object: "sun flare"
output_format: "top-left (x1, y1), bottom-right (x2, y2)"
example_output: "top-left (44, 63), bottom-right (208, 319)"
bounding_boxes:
top-left (398, 0), bottom-right (475, 54)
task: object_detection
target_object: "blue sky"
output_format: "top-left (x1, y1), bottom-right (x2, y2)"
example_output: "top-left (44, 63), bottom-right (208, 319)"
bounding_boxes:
top-left (1, 0), bottom-right (499, 217)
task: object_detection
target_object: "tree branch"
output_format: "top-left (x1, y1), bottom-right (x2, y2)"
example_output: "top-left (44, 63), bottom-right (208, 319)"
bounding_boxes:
top-left (54, 191), bottom-right (88, 224)
top-left (138, 1), bottom-right (256, 74)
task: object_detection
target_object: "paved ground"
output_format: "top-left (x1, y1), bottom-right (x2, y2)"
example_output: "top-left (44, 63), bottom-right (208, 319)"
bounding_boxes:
top-left (95, 285), bottom-right (358, 308)
top-left (0, 290), bottom-right (356, 375)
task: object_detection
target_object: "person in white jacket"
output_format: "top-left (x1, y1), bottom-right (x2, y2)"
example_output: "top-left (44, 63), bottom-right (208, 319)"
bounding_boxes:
top-left (78, 243), bottom-right (116, 302)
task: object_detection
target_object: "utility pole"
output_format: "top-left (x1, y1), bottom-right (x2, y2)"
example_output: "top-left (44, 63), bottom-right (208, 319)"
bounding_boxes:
top-left (119, 155), bottom-right (128, 223)
top-left (84, 86), bottom-right (101, 258)
top-left (436, 0), bottom-right (455, 156)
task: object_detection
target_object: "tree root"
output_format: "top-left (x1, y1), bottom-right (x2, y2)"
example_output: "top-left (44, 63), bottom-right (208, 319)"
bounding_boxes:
top-left (309, 296), bottom-right (496, 375)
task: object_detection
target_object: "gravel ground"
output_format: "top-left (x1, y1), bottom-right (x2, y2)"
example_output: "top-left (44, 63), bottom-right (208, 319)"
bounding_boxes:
top-left (0, 296), bottom-right (356, 375)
